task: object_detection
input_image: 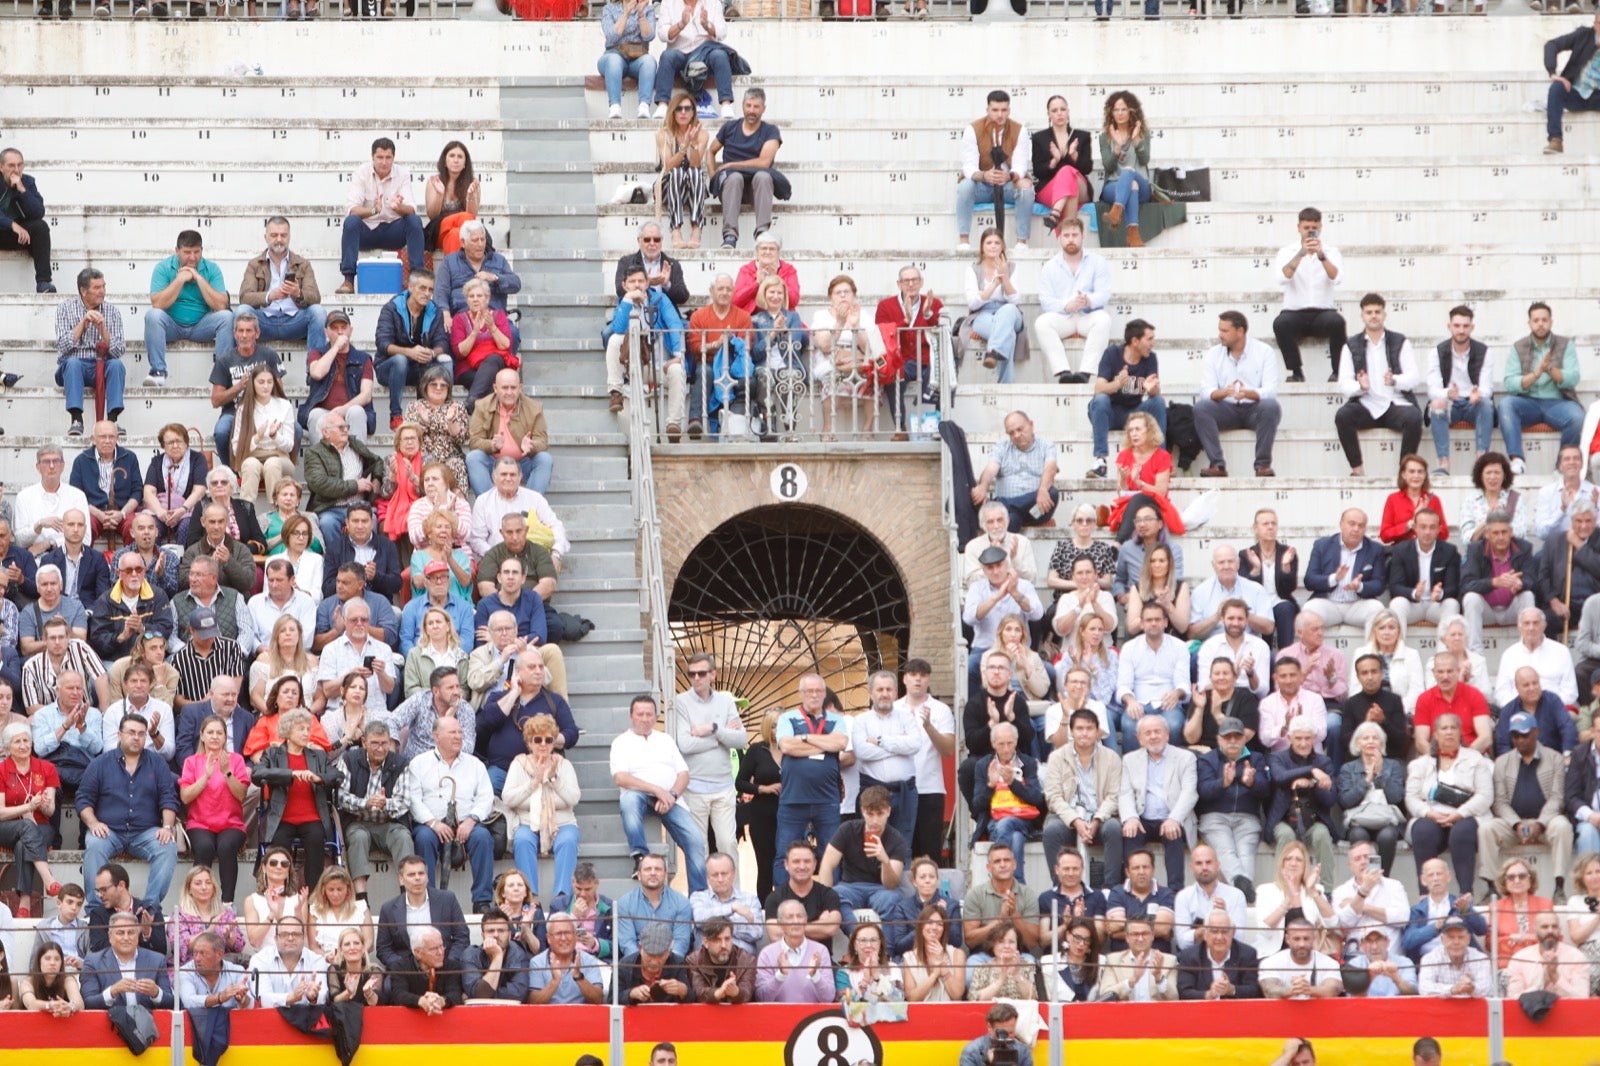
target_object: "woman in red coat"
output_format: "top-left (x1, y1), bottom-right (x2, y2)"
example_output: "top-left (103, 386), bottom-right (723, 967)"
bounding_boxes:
top-left (1380, 453), bottom-right (1448, 544)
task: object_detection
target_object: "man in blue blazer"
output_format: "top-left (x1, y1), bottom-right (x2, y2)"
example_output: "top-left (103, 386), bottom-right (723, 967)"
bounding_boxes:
top-left (1400, 856), bottom-right (1488, 963)
top-left (0, 148), bottom-right (54, 293)
top-left (81, 913), bottom-right (175, 1010)
top-left (1302, 508), bottom-right (1388, 631)
top-left (174, 675), bottom-right (257, 766)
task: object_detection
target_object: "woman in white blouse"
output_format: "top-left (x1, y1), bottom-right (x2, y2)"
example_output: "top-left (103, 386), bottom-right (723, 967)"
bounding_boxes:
top-left (809, 274), bottom-right (888, 441)
top-left (230, 366), bottom-right (297, 503)
top-left (1250, 839), bottom-right (1336, 957)
top-left (964, 228), bottom-right (1023, 384)
top-left (1405, 713), bottom-right (1493, 896)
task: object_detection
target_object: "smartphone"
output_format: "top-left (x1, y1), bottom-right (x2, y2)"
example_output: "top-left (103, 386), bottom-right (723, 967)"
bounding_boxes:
top-left (362, 655), bottom-right (376, 670)
top-left (865, 830), bottom-right (882, 849)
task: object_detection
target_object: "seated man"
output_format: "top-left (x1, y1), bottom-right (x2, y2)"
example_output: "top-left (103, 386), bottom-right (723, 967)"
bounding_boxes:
top-left (610, 694), bottom-right (709, 892)
top-left (102, 663), bottom-right (175, 760)
top-left (1096, 914), bottom-right (1178, 1002)
top-left (168, 608), bottom-right (245, 710)
top-left (478, 646), bottom-right (577, 790)
top-left (474, 512), bottom-right (558, 605)
top-left (248, 914), bottom-right (326, 1009)
top-left (86, 860), bottom-right (168, 956)
top-left (399, 559), bottom-right (474, 657)
top-left (1331, 840), bottom-right (1409, 959)
top-left (689, 852), bottom-right (764, 957)
top-left (1495, 667), bottom-right (1578, 757)
top-left (961, 500), bottom-right (1037, 595)
top-left (616, 853), bottom-right (693, 959)
top-left (81, 912), bottom-right (173, 1011)
top-left (1334, 293), bottom-right (1422, 478)
top-left (54, 268), bottom-right (126, 436)
top-left (1344, 653), bottom-right (1413, 761)
top-left (179, 504), bottom-right (257, 599)
top-left (1117, 718), bottom-right (1195, 893)
top-left (300, 310), bottom-right (376, 446)
top-left (1302, 508), bottom-right (1387, 631)
top-left (618, 922), bottom-right (690, 1006)
top-left (406, 716), bottom-right (495, 914)
top-left (1271, 207), bottom-right (1346, 384)
top-left (1176, 910), bottom-right (1261, 1001)
top-left (1426, 304), bottom-right (1495, 476)
top-left (763, 841), bottom-right (843, 947)
top-left (23, 616), bottom-right (103, 714)
top-left (955, 90), bottom-right (1033, 252)
top-left (1103, 848), bottom-right (1176, 955)
top-left (1539, 496), bottom-right (1600, 639)
top-left (466, 366), bottom-right (551, 497)
top-left (686, 272), bottom-right (753, 437)
top-left (1461, 510), bottom-right (1536, 651)
top-left (1386, 507), bottom-right (1462, 629)
top-left (962, 552), bottom-right (1043, 698)
top-left (1171, 844), bottom-right (1247, 954)
top-left (336, 137), bottom-right (423, 295)
top-left (708, 88), bottom-right (786, 250)
top-left (526, 911), bottom-right (605, 1004)
top-left (1264, 718), bottom-right (1339, 886)
top-left (604, 264), bottom-right (687, 422)
top-left (1193, 310), bottom-right (1282, 479)
top-left (1259, 917), bottom-right (1343, 1000)
top-left (208, 309), bottom-right (285, 460)
top-left (18, 565), bottom-right (87, 656)
top-left (14, 447), bottom-right (89, 560)
top-left (1346, 925), bottom-right (1418, 998)
top-left (333, 720), bottom-right (415, 899)
top-left (40, 511), bottom-right (110, 608)
top-left (613, 222), bottom-right (690, 315)
top-left (755, 900), bottom-right (834, 1004)
top-left (375, 268), bottom-right (451, 430)
top-left (33, 669), bottom-right (105, 805)
top-left (390, 925), bottom-right (465, 1013)
top-left (875, 264), bottom-right (944, 433)
top-left (143, 229), bottom-right (233, 389)
top-left (1033, 219), bottom-right (1110, 386)
top-left (970, 410), bottom-right (1058, 532)
top-left (76, 712), bottom-right (179, 907)
top-left (1195, 717), bottom-right (1269, 899)
top-left (69, 423), bottom-right (141, 543)
top-left (1413, 651), bottom-right (1493, 756)
top-left (1256, 657), bottom-right (1334, 757)
top-left (1498, 301), bottom-right (1585, 474)
top-left (467, 456), bottom-right (570, 565)
top-left (320, 503), bottom-right (403, 604)
top-left (1085, 318), bottom-right (1165, 476)
top-left (817, 785), bottom-right (911, 931)
top-left (247, 558), bottom-right (316, 653)
top-left (1417, 916), bottom-right (1493, 998)
top-left (179, 931), bottom-right (251, 1012)
top-left (304, 413), bottom-right (386, 559)
top-left (315, 563), bottom-right (401, 652)
top-left (1504, 911), bottom-right (1590, 999)
top-left (87, 555), bottom-right (175, 664)
top-left (1041, 708), bottom-right (1123, 886)
top-left (1193, 595), bottom-right (1272, 692)
top-left (238, 216), bottom-right (328, 359)
top-left (1116, 603), bottom-right (1190, 751)
top-left (1112, 505), bottom-right (1185, 607)
top-left (0, 147), bottom-right (54, 294)
top-left (437, 219), bottom-right (523, 351)
top-left (463, 907), bottom-right (532, 1003)
top-left (375, 855), bottom-right (469, 972)
top-left (1494, 606), bottom-right (1579, 707)
top-left (1482, 710), bottom-right (1575, 898)
top-left (472, 557), bottom-right (565, 695)
top-left (686, 915), bottom-right (756, 1005)
top-left (315, 595), bottom-right (397, 719)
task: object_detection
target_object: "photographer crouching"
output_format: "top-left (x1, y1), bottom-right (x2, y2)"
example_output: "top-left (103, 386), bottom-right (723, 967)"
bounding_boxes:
top-left (959, 1003), bottom-right (1032, 1066)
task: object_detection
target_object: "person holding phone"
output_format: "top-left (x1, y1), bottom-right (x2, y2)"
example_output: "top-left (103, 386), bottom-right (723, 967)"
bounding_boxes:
top-left (1271, 207), bottom-right (1346, 384)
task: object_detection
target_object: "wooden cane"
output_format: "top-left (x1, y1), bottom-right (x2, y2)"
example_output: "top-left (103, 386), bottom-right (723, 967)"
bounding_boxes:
top-left (1563, 537), bottom-right (1575, 645)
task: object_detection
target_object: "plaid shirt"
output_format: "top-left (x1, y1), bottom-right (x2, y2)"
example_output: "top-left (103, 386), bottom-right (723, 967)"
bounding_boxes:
top-left (334, 753), bottom-right (412, 823)
top-left (54, 295), bottom-right (127, 364)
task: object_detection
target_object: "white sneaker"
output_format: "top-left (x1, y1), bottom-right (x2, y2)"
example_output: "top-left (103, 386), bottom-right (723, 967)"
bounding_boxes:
top-left (143, 371), bottom-right (167, 387)
top-left (1510, 457), bottom-right (1527, 475)
top-left (1014, 240), bottom-right (1029, 253)
top-left (720, 103), bottom-right (736, 120)
top-left (608, 103), bottom-right (622, 119)
top-left (1086, 458), bottom-right (1108, 478)
top-left (653, 103), bottom-right (667, 119)
top-left (956, 241), bottom-right (972, 252)
top-left (637, 101), bottom-right (652, 119)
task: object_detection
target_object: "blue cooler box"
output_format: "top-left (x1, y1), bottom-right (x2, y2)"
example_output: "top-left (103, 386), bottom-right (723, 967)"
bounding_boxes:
top-left (357, 260), bottom-right (403, 294)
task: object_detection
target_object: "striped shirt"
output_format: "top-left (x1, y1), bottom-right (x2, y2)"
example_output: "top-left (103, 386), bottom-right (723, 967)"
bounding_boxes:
top-left (21, 639), bottom-right (106, 709)
top-left (988, 436), bottom-right (1059, 500)
top-left (54, 295), bottom-right (127, 364)
top-left (170, 639), bottom-right (247, 704)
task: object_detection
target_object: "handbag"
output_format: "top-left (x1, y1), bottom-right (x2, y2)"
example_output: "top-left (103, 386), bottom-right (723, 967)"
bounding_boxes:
top-left (616, 40), bottom-right (649, 60)
top-left (989, 784), bottom-right (1040, 822)
top-left (1152, 166), bottom-right (1212, 203)
top-left (1346, 785), bottom-right (1401, 830)
top-left (1431, 758), bottom-right (1474, 809)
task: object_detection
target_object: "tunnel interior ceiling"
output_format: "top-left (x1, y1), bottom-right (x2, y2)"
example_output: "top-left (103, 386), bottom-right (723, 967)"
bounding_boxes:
top-left (667, 506), bottom-right (910, 715)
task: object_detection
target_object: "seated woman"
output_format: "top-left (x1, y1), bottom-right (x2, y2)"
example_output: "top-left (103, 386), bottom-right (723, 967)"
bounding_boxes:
top-left (142, 422), bottom-right (207, 545)
top-left (241, 844), bottom-right (306, 954)
top-left (246, 675), bottom-right (332, 761)
top-left (1249, 840), bottom-right (1335, 957)
top-left (406, 464), bottom-right (473, 559)
top-left (1047, 916), bottom-right (1102, 1003)
top-left (596, 0), bottom-right (658, 121)
top-left (407, 511), bottom-right (473, 604)
top-left (424, 141), bottom-right (481, 257)
top-left (179, 465), bottom-right (266, 554)
top-left (1125, 543), bottom-right (1190, 641)
top-left (308, 867), bottom-right (373, 964)
top-left (993, 612), bottom-right (1052, 704)
top-left (254, 708), bottom-right (338, 890)
top-left (404, 606), bottom-right (466, 698)
top-left (964, 228), bottom-right (1024, 383)
top-left (656, 90), bottom-right (709, 248)
top-left (1046, 504), bottom-right (1117, 595)
top-left (835, 922), bottom-right (904, 1003)
top-left (1183, 658), bottom-right (1259, 753)
top-left (172, 865), bottom-right (245, 967)
top-left (405, 365), bottom-right (472, 491)
top-left (1099, 91), bottom-right (1153, 248)
top-left (1457, 451), bottom-right (1534, 543)
top-left (0, 721), bottom-right (62, 914)
top-left (749, 274), bottom-right (810, 438)
top-left (732, 232), bottom-right (799, 314)
top-left (263, 480), bottom-right (323, 556)
top-left (250, 617), bottom-right (321, 716)
top-left (809, 273), bottom-right (890, 441)
top-left (231, 366), bottom-right (297, 504)
top-left (493, 870), bottom-right (546, 957)
top-left (504, 714), bottom-right (581, 906)
top-left (969, 921), bottom-right (1042, 1000)
top-left (1380, 453), bottom-right (1449, 544)
top-left (1107, 412), bottom-right (1185, 540)
top-left (1054, 612), bottom-right (1120, 714)
top-left (21, 942), bottom-right (82, 1016)
top-left (900, 903), bottom-right (966, 1003)
top-left (1405, 713), bottom-right (1492, 899)
top-left (451, 278), bottom-right (518, 406)
top-left (320, 674), bottom-right (371, 760)
top-left (327, 927), bottom-right (385, 1008)
top-left (1337, 721), bottom-right (1406, 876)
top-left (971, 722), bottom-right (1045, 878)
top-left (1032, 95), bottom-right (1093, 234)
top-left (178, 716), bottom-right (253, 904)
top-left (378, 422), bottom-right (425, 553)
top-left (266, 515), bottom-right (325, 604)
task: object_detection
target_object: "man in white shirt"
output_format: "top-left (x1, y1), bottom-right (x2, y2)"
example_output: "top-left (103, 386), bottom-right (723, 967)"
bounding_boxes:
top-left (1033, 219), bottom-right (1112, 385)
top-left (961, 501), bottom-right (1036, 594)
top-left (1192, 311), bottom-right (1282, 479)
top-left (315, 598), bottom-right (396, 721)
top-left (610, 694), bottom-right (709, 892)
top-left (1270, 206), bottom-right (1346, 384)
top-left (1116, 601), bottom-right (1191, 753)
top-left (670, 653), bottom-right (747, 870)
top-left (468, 457), bottom-right (570, 565)
top-left (1188, 546), bottom-right (1275, 642)
top-left (852, 670), bottom-right (922, 846)
top-left (336, 137), bottom-right (422, 295)
top-left (14, 446), bottom-right (91, 555)
top-left (406, 716), bottom-right (496, 912)
top-left (247, 558), bottom-right (317, 648)
top-left (954, 90), bottom-right (1033, 252)
top-left (247, 915), bottom-right (326, 1008)
top-left (1426, 304), bottom-right (1495, 476)
top-left (1331, 840), bottom-right (1409, 959)
top-left (1333, 293), bottom-right (1423, 478)
top-left (1196, 601), bottom-right (1272, 699)
top-left (1171, 844), bottom-right (1247, 952)
top-left (1494, 606), bottom-right (1578, 706)
top-left (897, 658), bottom-right (956, 864)
top-left (101, 663), bottom-right (175, 764)
top-left (1259, 918), bottom-right (1343, 1000)
top-left (1533, 443), bottom-right (1600, 542)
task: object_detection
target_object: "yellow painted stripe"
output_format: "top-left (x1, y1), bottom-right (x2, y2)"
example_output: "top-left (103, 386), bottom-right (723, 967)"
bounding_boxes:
top-left (1502, 1036), bottom-right (1600, 1066)
top-left (617, 1040), bottom-right (973, 1066)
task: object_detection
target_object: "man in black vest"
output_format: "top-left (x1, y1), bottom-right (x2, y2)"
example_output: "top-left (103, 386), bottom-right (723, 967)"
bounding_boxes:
top-left (1426, 305), bottom-right (1496, 477)
top-left (1333, 293), bottom-right (1422, 477)
top-left (335, 719), bottom-right (415, 899)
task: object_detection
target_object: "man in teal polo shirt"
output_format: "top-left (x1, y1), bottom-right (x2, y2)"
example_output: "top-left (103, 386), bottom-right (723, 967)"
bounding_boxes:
top-left (143, 229), bottom-right (234, 387)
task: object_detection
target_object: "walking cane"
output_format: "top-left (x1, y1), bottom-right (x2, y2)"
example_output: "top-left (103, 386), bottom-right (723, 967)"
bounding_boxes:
top-left (436, 775), bottom-right (460, 892)
top-left (1563, 538), bottom-right (1575, 645)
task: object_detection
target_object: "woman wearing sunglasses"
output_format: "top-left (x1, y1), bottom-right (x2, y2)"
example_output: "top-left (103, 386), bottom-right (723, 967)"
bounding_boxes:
top-left (503, 713), bottom-right (581, 907)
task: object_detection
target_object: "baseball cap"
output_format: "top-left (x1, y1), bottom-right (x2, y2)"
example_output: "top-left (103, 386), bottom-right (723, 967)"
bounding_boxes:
top-left (326, 309), bottom-right (351, 326)
top-left (189, 607), bottom-right (219, 639)
top-left (1507, 711), bottom-right (1538, 735)
top-left (422, 559), bottom-right (449, 577)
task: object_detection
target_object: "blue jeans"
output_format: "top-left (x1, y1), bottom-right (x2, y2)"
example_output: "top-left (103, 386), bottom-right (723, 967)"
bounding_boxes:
top-left (654, 46), bottom-right (732, 105)
top-left (1579, 820), bottom-right (1600, 857)
top-left (1323, 712), bottom-right (1344, 772)
top-left (467, 449), bottom-right (553, 498)
top-left (83, 827), bottom-right (179, 907)
top-left (1495, 394), bottom-right (1584, 459)
top-left (378, 353), bottom-right (452, 418)
top-left (1430, 397), bottom-right (1493, 460)
top-left (318, 506), bottom-right (349, 563)
top-left (969, 303), bottom-right (1024, 384)
top-left (955, 179), bottom-right (1033, 242)
top-left (1088, 394), bottom-right (1168, 459)
top-left (618, 789), bottom-right (709, 893)
top-left (57, 356), bottom-right (126, 417)
top-left (1114, 701), bottom-right (1187, 753)
top-left (997, 487), bottom-right (1059, 534)
top-left (1548, 81), bottom-right (1600, 141)
top-left (255, 305), bottom-right (329, 357)
top-left (773, 800), bottom-right (840, 889)
top-left (341, 215), bottom-right (425, 281)
top-left (413, 822), bottom-right (496, 905)
top-left (988, 817), bottom-right (1037, 883)
top-left (597, 50), bottom-right (659, 108)
top-left (513, 823), bottom-right (580, 902)
top-left (833, 880), bottom-right (913, 934)
top-left (1100, 171), bottom-right (1153, 229)
top-left (143, 307), bottom-right (234, 375)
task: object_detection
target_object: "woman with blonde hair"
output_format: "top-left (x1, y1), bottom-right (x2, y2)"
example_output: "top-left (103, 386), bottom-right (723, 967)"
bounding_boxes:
top-left (404, 606), bottom-right (465, 697)
top-left (1129, 542), bottom-right (1189, 639)
top-left (104, 631), bottom-right (180, 707)
top-left (995, 612), bottom-right (1050, 700)
top-left (327, 927), bottom-right (385, 1007)
top-left (249, 616), bottom-right (320, 715)
top-left (231, 365), bottom-right (297, 502)
top-left (1250, 839), bottom-right (1335, 956)
top-left (407, 509), bottom-right (473, 603)
top-left (308, 866), bottom-right (372, 962)
top-left (1054, 611), bottom-right (1119, 711)
top-left (750, 274), bottom-right (810, 438)
top-left (1346, 608), bottom-right (1425, 717)
top-left (406, 461), bottom-right (472, 551)
top-left (963, 227), bottom-right (1023, 383)
top-left (655, 90), bottom-right (709, 248)
top-left (734, 705), bottom-right (784, 900)
top-left (1107, 410), bottom-right (1182, 539)
top-left (172, 864), bottom-right (245, 965)
top-left (505, 714), bottom-right (582, 905)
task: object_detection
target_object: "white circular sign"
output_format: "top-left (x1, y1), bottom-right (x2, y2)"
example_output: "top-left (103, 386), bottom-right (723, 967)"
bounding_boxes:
top-left (783, 1010), bottom-right (882, 1066)
top-left (770, 463), bottom-right (809, 502)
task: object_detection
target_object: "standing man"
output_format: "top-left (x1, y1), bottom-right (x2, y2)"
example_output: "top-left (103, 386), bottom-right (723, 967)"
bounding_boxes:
top-left (1085, 319), bottom-right (1165, 478)
top-left (1334, 293), bottom-right (1423, 478)
top-left (1426, 304), bottom-right (1495, 476)
top-left (1271, 207), bottom-right (1345, 384)
top-left (337, 138), bottom-right (423, 295)
top-left (851, 670), bottom-right (921, 847)
top-left (374, 269), bottom-right (450, 431)
top-left (238, 216), bottom-right (328, 359)
top-left (1033, 219), bottom-right (1111, 386)
top-left (954, 90), bottom-right (1033, 252)
top-left (1541, 11), bottom-right (1600, 155)
top-left (611, 694), bottom-right (709, 892)
top-left (0, 147), bottom-right (53, 294)
top-left (970, 410), bottom-right (1060, 532)
top-left (772, 674), bottom-right (850, 889)
top-left (53, 268), bottom-right (125, 437)
top-left (898, 658), bottom-right (956, 864)
top-left (671, 654), bottom-right (746, 863)
top-left (1499, 301), bottom-right (1585, 473)
top-left (1193, 311), bottom-right (1282, 479)
top-left (708, 88), bottom-right (785, 250)
top-left (144, 229), bottom-right (233, 388)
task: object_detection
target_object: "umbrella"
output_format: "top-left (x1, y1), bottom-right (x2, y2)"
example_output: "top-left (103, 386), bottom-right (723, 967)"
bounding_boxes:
top-left (437, 774), bottom-right (463, 892)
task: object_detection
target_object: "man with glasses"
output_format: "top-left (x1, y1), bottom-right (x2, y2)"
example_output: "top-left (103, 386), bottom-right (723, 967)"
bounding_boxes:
top-left (334, 720), bottom-right (413, 899)
top-left (315, 597), bottom-right (396, 720)
top-left (614, 221), bottom-right (690, 313)
top-left (248, 914), bottom-right (326, 1008)
top-left (671, 653), bottom-right (747, 865)
top-left (304, 412), bottom-right (386, 561)
top-left (1112, 505), bottom-right (1185, 609)
top-left (75, 712), bottom-right (180, 906)
top-left (314, 563), bottom-right (401, 651)
top-left (375, 268), bottom-right (451, 431)
top-left (526, 911), bottom-right (605, 1004)
top-left (875, 264), bottom-right (944, 436)
top-left (14, 446), bottom-right (90, 557)
top-left (87, 554), bottom-right (175, 663)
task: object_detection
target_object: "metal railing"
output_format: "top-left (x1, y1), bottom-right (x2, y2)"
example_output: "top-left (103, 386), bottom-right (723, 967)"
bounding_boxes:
top-left (625, 314), bottom-right (677, 715)
top-left (631, 321), bottom-right (953, 445)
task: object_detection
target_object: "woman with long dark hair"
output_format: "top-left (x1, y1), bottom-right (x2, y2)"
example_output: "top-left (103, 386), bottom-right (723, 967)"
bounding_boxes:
top-left (1098, 91), bottom-right (1153, 248)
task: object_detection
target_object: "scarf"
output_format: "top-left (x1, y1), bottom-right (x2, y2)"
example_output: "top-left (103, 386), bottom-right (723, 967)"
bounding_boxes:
top-left (379, 452), bottom-right (424, 540)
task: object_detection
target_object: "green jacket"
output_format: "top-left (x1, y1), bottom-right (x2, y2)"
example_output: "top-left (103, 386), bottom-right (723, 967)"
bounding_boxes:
top-left (304, 437), bottom-right (388, 513)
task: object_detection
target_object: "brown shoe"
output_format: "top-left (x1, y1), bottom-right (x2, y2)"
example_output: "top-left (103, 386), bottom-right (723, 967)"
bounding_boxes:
top-left (891, 432), bottom-right (909, 442)
top-left (335, 280), bottom-right (355, 294)
top-left (608, 391), bottom-right (624, 413)
top-left (1544, 137), bottom-right (1564, 155)
top-left (1255, 465), bottom-right (1276, 477)
top-left (1095, 504), bottom-right (1110, 528)
top-left (1125, 225), bottom-right (1144, 248)
top-left (1199, 464), bottom-right (1228, 478)
top-left (1106, 204), bottom-right (1124, 229)
top-left (665, 422), bottom-right (681, 442)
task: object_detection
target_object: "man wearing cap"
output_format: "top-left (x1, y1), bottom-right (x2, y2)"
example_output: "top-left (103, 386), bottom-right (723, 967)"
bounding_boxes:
top-left (1480, 710), bottom-right (1574, 895)
top-left (399, 558), bottom-right (474, 658)
top-left (1417, 916), bottom-right (1493, 997)
top-left (1504, 911), bottom-right (1590, 999)
top-left (618, 921), bottom-right (690, 1006)
top-left (1041, 706), bottom-right (1123, 887)
top-left (961, 545), bottom-right (1043, 698)
top-left (1195, 716), bottom-right (1270, 901)
top-left (1345, 924), bottom-right (1417, 997)
top-left (168, 607), bottom-right (246, 710)
top-left (300, 309), bottom-right (377, 447)
top-left (1493, 666), bottom-right (1579, 758)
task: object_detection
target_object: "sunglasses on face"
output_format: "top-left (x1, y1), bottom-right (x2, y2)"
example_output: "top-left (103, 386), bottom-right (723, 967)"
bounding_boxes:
top-left (266, 859), bottom-right (291, 868)
top-left (530, 736), bottom-right (555, 745)
top-left (687, 669), bottom-right (711, 677)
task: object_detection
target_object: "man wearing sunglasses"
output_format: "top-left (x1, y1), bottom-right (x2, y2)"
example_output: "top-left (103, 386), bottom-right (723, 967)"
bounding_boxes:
top-left (670, 653), bottom-right (746, 873)
top-left (614, 222), bottom-right (690, 314)
top-left (87, 555), bottom-right (175, 663)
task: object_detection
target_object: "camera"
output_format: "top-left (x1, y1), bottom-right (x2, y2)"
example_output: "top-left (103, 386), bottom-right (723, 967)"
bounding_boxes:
top-left (1585, 896), bottom-right (1599, 913)
top-left (990, 1030), bottom-right (1019, 1066)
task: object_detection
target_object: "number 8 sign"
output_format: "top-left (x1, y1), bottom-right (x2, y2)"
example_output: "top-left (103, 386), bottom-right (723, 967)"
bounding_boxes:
top-left (782, 1010), bottom-right (883, 1066)
top-left (770, 463), bottom-right (809, 502)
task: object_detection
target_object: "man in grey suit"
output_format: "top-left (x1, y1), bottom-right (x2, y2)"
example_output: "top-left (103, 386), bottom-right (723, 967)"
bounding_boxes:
top-left (1040, 707), bottom-right (1123, 888)
top-left (1118, 715), bottom-right (1197, 889)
